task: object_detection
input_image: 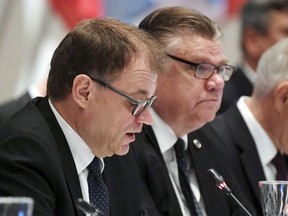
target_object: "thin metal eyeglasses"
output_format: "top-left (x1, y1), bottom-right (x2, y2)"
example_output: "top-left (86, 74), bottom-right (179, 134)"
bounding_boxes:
top-left (166, 54), bottom-right (235, 81)
top-left (89, 77), bottom-right (157, 117)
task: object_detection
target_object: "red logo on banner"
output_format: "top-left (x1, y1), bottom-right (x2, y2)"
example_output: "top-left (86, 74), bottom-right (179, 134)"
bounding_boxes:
top-left (49, 0), bottom-right (104, 29)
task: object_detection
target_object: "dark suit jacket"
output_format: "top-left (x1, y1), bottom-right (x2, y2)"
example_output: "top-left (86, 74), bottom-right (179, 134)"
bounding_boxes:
top-left (0, 97), bottom-right (143, 216)
top-left (211, 105), bottom-right (271, 215)
top-left (134, 124), bottom-right (255, 216)
top-left (218, 67), bottom-right (253, 114)
top-left (0, 92), bottom-right (31, 125)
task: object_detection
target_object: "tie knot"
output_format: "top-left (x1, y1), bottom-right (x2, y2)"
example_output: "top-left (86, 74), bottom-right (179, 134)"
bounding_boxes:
top-left (272, 152), bottom-right (288, 180)
top-left (88, 157), bottom-right (101, 177)
top-left (174, 138), bottom-right (188, 171)
top-left (87, 157), bottom-right (110, 215)
top-left (272, 152), bottom-right (286, 167)
top-left (174, 138), bottom-right (185, 152)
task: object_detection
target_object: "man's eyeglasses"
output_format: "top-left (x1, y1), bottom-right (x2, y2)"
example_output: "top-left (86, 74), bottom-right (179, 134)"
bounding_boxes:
top-left (166, 54), bottom-right (235, 81)
top-left (89, 77), bottom-right (157, 117)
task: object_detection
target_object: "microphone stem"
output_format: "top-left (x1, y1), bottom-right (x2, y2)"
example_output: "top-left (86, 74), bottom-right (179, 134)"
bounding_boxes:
top-left (229, 193), bottom-right (252, 216)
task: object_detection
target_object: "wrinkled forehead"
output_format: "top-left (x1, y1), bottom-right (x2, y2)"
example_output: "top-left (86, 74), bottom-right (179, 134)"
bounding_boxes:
top-left (170, 35), bottom-right (227, 65)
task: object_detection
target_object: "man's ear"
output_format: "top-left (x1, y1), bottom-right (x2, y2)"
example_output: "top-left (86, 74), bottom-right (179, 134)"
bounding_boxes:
top-left (274, 81), bottom-right (288, 111)
top-left (72, 74), bottom-right (93, 108)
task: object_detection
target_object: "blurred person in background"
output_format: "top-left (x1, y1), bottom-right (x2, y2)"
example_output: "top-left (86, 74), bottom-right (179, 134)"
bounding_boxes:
top-left (0, 18), bottom-right (165, 216)
top-left (219, 0), bottom-right (288, 114)
top-left (134, 7), bottom-right (255, 216)
top-left (0, 0), bottom-right (102, 126)
top-left (0, 77), bottom-right (47, 125)
top-left (211, 38), bottom-right (288, 215)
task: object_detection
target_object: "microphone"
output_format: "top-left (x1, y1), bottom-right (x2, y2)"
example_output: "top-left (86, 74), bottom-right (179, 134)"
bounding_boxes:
top-left (207, 169), bottom-right (253, 216)
top-left (75, 198), bottom-right (105, 216)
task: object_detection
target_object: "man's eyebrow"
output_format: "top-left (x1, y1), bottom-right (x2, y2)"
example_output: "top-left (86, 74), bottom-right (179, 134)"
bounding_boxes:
top-left (190, 56), bottom-right (228, 65)
top-left (130, 88), bottom-right (154, 99)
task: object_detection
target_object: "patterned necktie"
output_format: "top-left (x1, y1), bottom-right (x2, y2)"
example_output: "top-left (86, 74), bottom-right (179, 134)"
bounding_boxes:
top-left (174, 138), bottom-right (204, 216)
top-left (272, 152), bottom-right (288, 180)
top-left (87, 157), bottom-right (110, 216)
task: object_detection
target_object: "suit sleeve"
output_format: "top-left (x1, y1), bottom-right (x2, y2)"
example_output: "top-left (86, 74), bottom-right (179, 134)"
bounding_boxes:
top-left (0, 134), bottom-right (59, 216)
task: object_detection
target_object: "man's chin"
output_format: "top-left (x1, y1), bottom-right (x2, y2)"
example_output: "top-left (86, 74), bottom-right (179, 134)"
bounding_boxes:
top-left (115, 144), bottom-right (130, 156)
top-left (199, 112), bottom-right (217, 125)
top-left (207, 113), bottom-right (217, 122)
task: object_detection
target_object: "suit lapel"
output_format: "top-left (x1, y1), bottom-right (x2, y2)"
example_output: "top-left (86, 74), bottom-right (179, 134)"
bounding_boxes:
top-left (143, 125), bottom-right (163, 157)
top-left (141, 125), bottom-right (183, 215)
top-left (227, 106), bottom-right (264, 206)
top-left (104, 149), bottom-right (142, 216)
top-left (36, 97), bottom-right (84, 216)
top-left (188, 129), bottom-right (231, 215)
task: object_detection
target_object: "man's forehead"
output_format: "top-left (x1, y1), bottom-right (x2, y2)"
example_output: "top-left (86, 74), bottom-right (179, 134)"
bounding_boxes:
top-left (177, 38), bottom-right (226, 63)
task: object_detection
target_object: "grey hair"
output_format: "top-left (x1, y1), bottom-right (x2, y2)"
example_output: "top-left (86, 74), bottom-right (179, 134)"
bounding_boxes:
top-left (254, 38), bottom-right (288, 98)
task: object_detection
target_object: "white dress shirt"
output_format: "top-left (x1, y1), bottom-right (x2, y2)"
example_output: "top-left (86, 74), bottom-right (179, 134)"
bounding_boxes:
top-left (48, 99), bottom-right (105, 215)
top-left (237, 96), bottom-right (277, 180)
top-left (151, 109), bottom-right (206, 216)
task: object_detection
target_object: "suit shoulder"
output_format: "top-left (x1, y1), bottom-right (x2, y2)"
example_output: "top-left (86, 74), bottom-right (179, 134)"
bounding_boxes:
top-left (0, 92), bottom-right (31, 125)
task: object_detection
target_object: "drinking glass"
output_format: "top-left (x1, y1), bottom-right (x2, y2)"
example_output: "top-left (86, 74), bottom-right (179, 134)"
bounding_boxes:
top-left (259, 180), bottom-right (288, 216)
top-left (0, 197), bottom-right (34, 216)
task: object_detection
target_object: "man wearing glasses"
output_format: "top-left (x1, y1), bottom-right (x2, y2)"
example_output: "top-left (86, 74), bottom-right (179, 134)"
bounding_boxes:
top-left (0, 18), bottom-right (165, 216)
top-left (134, 7), bottom-right (254, 216)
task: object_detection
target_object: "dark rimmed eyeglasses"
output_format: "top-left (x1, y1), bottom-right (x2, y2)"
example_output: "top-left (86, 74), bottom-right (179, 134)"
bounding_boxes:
top-left (89, 77), bottom-right (157, 117)
top-left (166, 54), bottom-right (235, 81)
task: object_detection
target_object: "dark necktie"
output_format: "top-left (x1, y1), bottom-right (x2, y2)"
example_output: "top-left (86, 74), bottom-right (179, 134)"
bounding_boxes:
top-left (272, 152), bottom-right (288, 180)
top-left (174, 138), bottom-right (204, 216)
top-left (87, 157), bottom-right (110, 216)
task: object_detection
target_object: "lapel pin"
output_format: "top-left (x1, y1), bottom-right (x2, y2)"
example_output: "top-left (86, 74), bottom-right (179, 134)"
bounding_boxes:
top-left (193, 139), bottom-right (202, 149)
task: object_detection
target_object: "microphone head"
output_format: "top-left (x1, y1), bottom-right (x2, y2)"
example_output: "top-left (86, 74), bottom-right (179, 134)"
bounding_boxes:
top-left (207, 169), bottom-right (253, 216)
top-left (75, 198), bottom-right (105, 216)
top-left (207, 168), bottom-right (232, 195)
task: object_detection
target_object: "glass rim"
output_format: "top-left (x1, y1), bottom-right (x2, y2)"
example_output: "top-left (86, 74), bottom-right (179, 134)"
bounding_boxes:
top-left (0, 197), bottom-right (34, 204)
top-left (259, 180), bottom-right (288, 184)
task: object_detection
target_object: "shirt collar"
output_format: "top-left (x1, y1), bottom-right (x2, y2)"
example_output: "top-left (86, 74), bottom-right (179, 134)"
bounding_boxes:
top-left (150, 109), bottom-right (188, 153)
top-left (237, 96), bottom-right (277, 166)
top-left (48, 99), bottom-right (105, 173)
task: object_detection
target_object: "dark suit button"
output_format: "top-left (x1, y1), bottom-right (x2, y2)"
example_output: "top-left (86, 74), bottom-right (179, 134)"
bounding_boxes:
top-left (193, 139), bottom-right (202, 149)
